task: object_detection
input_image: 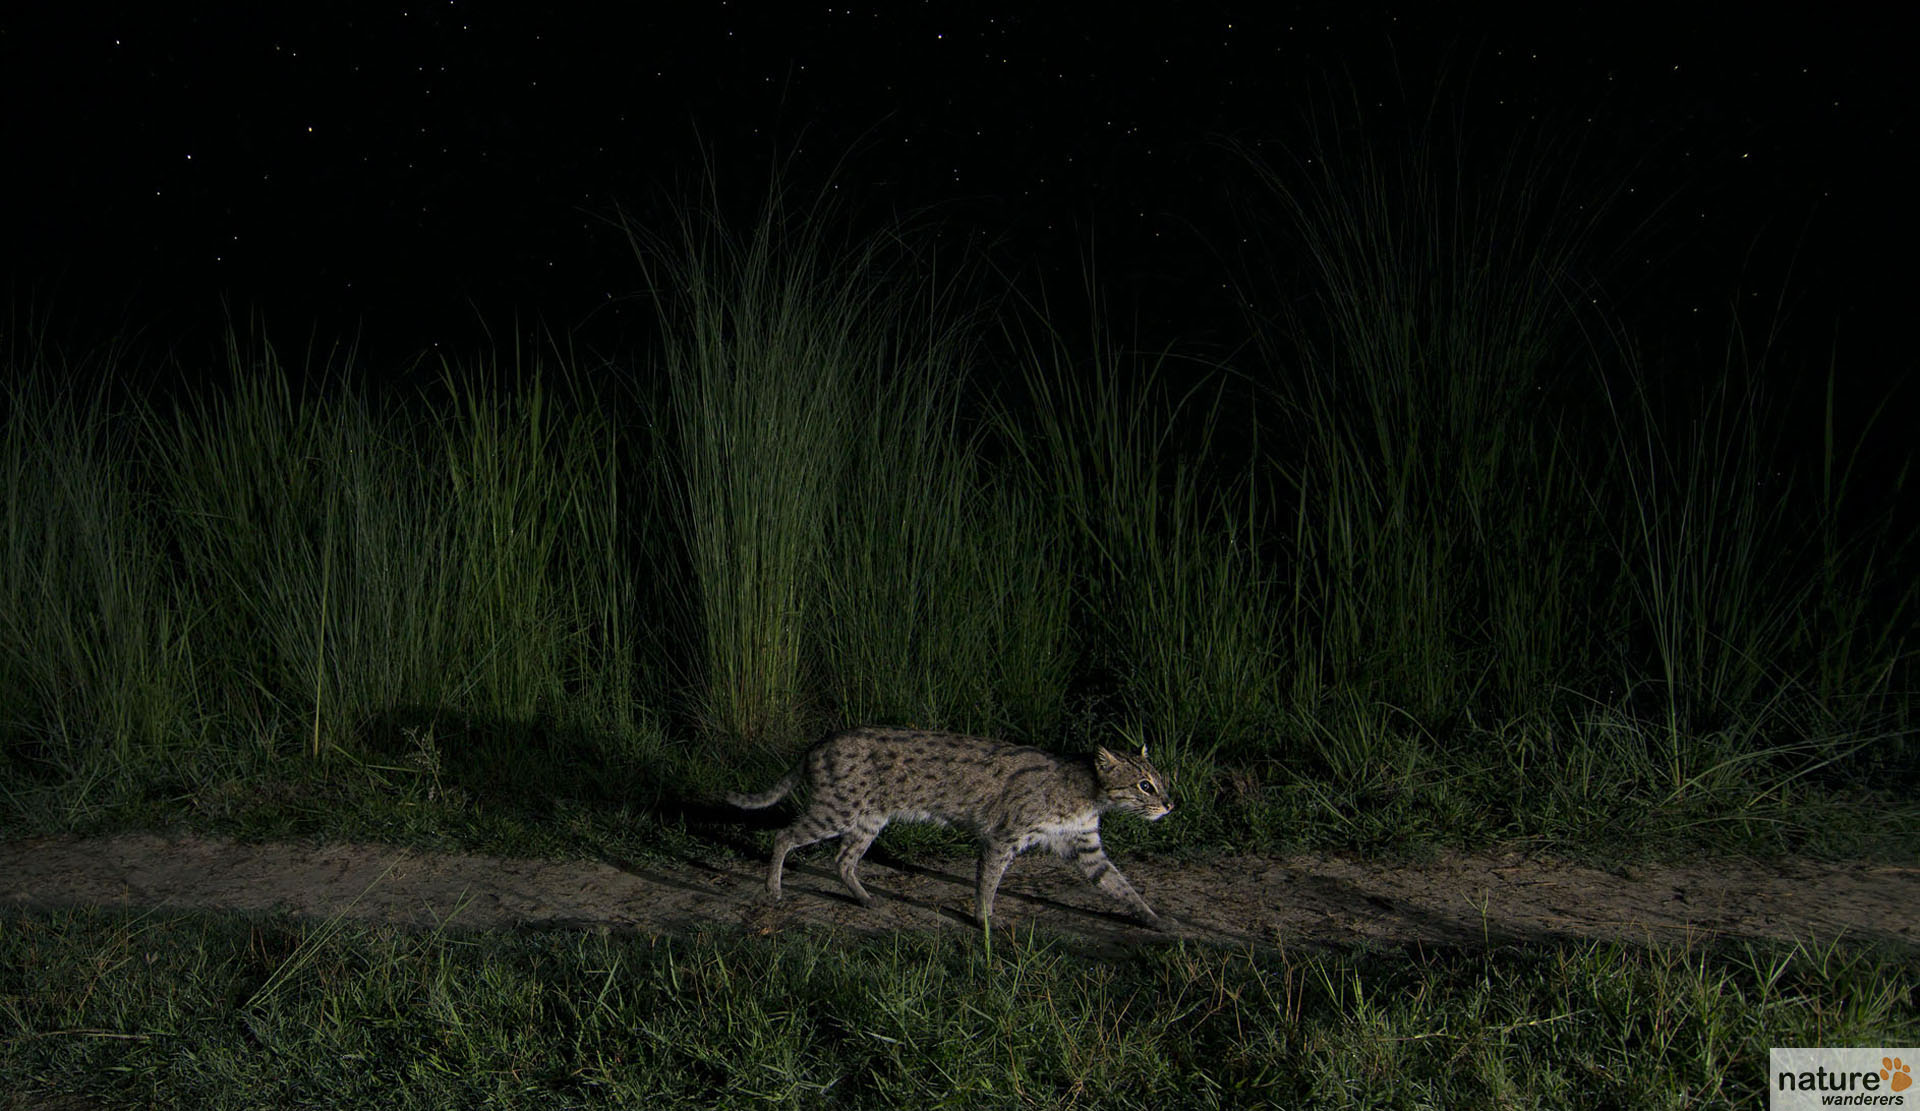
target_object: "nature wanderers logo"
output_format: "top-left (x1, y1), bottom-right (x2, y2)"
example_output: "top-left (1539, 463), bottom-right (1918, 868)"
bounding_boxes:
top-left (1771, 1049), bottom-right (1916, 1109)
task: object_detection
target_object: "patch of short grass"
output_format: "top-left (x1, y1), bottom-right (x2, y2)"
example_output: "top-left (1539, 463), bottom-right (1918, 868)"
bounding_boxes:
top-left (4, 692), bottom-right (1912, 870)
top-left (2, 906), bottom-right (1912, 1109)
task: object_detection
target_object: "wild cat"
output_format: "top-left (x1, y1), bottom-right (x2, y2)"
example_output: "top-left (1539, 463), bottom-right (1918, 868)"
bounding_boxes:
top-left (728, 726), bottom-right (1173, 926)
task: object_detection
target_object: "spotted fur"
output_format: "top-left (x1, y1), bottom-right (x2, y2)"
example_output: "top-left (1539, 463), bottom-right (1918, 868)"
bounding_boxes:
top-left (729, 726), bottom-right (1173, 925)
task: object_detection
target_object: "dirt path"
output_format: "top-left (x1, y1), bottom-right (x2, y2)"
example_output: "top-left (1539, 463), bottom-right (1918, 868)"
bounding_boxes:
top-left (3, 833), bottom-right (1915, 952)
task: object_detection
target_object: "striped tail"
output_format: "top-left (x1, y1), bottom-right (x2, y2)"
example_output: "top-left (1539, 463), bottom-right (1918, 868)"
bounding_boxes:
top-left (726, 768), bottom-right (800, 810)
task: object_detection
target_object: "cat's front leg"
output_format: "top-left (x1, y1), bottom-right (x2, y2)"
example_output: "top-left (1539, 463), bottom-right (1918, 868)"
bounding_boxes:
top-left (1061, 831), bottom-right (1159, 926)
top-left (974, 842), bottom-right (1017, 925)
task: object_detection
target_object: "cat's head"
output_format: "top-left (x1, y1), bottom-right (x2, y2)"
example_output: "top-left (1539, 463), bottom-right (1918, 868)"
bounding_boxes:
top-left (1095, 745), bottom-right (1174, 821)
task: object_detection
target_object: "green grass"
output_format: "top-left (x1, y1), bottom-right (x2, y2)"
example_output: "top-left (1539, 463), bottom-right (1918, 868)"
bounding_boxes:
top-left (1, 101), bottom-right (1915, 1111)
top-left (1235, 106), bottom-right (1607, 726)
top-left (0, 351), bottom-right (195, 781)
top-left (1, 103), bottom-right (1913, 865)
top-left (1002, 317), bottom-right (1278, 777)
top-left (3, 905), bottom-right (1911, 1108)
top-left (636, 190), bottom-right (873, 748)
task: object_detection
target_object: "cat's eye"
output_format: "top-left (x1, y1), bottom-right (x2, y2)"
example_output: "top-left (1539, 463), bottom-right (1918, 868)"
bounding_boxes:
top-left (1138, 779), bottom-right (1156, 794)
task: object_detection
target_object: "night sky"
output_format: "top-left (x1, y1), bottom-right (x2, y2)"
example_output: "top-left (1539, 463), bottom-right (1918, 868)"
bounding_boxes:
top-left (4, 5), bottom-right (1910, 379)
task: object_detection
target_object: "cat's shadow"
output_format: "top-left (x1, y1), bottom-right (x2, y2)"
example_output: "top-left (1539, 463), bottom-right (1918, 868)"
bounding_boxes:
top-left (857, 852), bottom-right (1163, 930)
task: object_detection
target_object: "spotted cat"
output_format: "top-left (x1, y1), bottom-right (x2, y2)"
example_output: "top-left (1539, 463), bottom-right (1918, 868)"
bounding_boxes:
top-left (728, 726), bottom-right (1172, 926)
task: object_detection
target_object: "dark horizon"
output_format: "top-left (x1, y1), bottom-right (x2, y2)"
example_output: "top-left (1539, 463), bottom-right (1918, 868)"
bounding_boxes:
top-left (4, 5), bottom-right (1909, 386)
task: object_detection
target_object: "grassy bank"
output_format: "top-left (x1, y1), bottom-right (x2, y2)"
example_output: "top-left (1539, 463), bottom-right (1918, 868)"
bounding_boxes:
top-left (1, 126), bottom-right (1913, 865)
top-left (4, 906), bottom-right (1912, 1108)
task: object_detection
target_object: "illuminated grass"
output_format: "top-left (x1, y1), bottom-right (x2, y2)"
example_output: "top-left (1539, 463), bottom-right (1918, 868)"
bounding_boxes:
top-left (3, 907), bottom-right (1911, 1109)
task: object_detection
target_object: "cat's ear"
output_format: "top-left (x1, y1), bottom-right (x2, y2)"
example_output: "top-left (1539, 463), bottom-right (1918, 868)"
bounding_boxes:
top-left (1139, 743), bottom-right (1149, 760)
top-left (1095, 746), bottom-right (1119, 769)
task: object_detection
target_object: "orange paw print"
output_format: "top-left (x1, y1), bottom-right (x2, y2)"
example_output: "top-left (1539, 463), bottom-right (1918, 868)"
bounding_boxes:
top-left (1885, 1056), bottom-right (1912, 1093)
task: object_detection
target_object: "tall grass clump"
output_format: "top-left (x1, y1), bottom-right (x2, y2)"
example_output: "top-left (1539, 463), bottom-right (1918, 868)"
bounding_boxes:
top-left (0, 348), bottom-right (196, 781)
top-left (1237, 108), bottom-right (1609, 728)
top-left (156, 330), bottom-right (636, 757)
top-left (1603, 338), bottom-right (1803, 752)
top-left (436, 349), bottom-right (637, 730)
top-left (1806, 367), bottom-right (1915, 732)
top-left (818, 319), bottom-right (1074, 738)
top-left (634, 188), bottom-right (882, 747)
top-left (1232, 85), bottom-right (1915, 832)
top-left (635, 181), bottom-right (1079, 752)
top-left (1005, 318), bottom-right (1278, 768)
top-left (161, 337), bottom-right (444, 754)
top-left (1601, 329), bottom-right (1917, 792)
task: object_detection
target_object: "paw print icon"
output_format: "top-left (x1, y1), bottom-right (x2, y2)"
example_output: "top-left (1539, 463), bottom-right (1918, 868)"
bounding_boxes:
top-left (1885, 1056), bottom-right (1912, 1093)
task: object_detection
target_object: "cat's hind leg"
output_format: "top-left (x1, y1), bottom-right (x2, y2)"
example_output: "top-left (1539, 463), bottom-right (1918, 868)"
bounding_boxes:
top-left (767, 813), bottom-right (844, 899)
top-left (834, 818), bottom-right (885, 906)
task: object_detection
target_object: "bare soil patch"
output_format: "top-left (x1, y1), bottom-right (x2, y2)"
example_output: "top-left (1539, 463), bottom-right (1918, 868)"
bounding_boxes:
top-left (3, 833), bottom-right (1914, 952)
